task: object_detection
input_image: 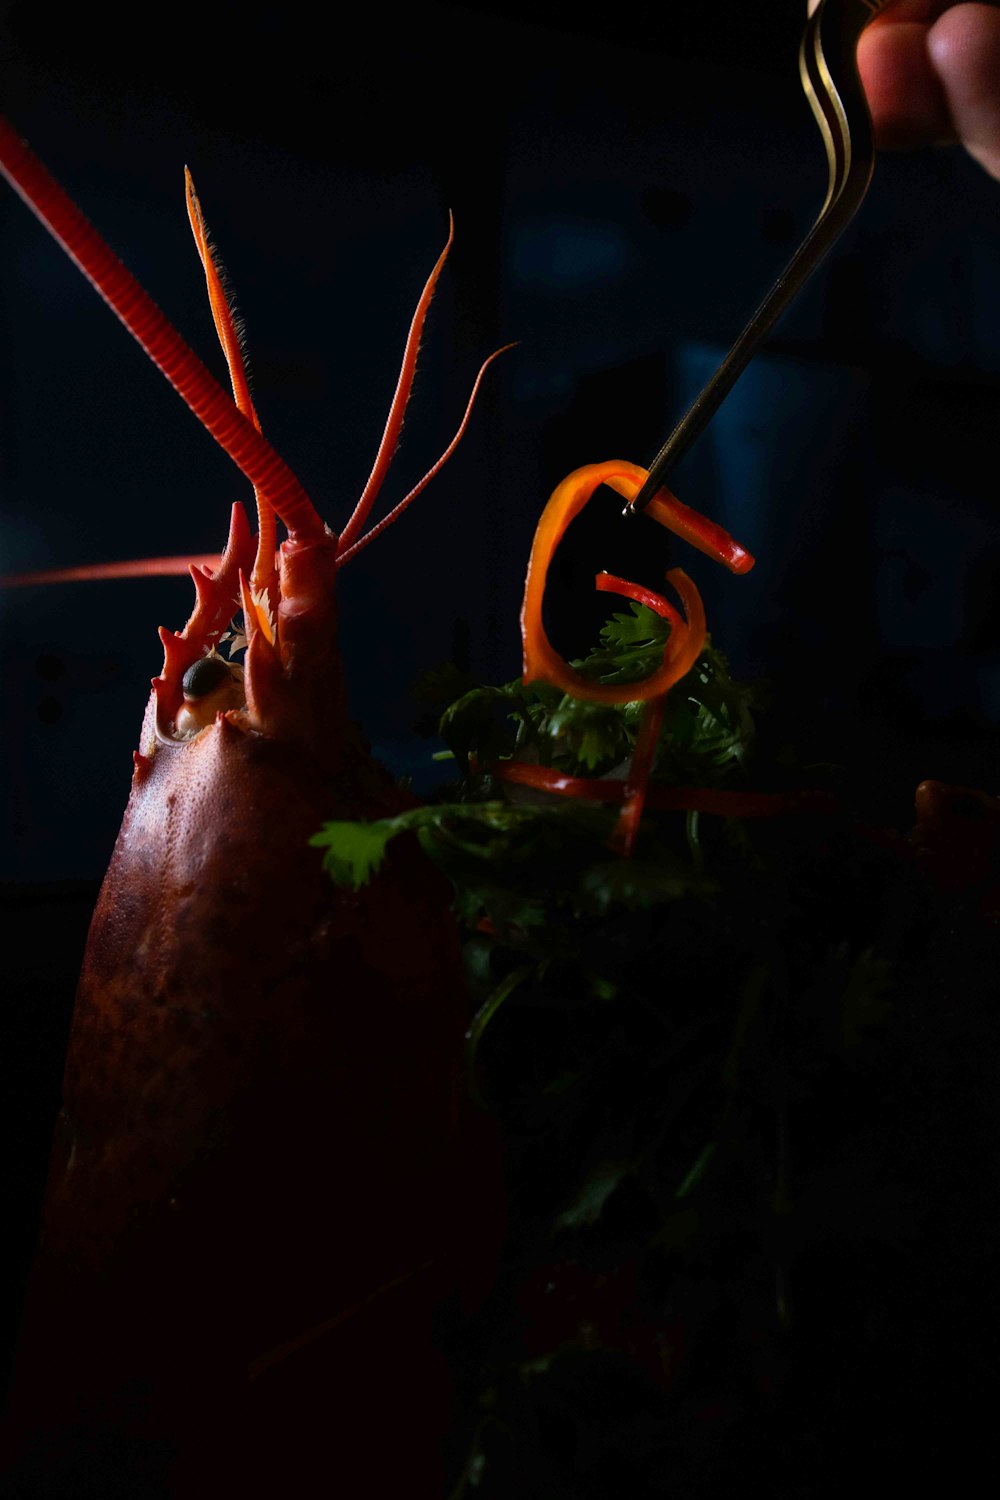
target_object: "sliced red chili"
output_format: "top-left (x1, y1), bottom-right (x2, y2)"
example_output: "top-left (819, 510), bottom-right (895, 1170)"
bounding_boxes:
top-left (491, 760), bottom-right (839, 819)
top-left (594, 571), bottom-right (682, 630)
top-left (610, 694), bottom-right (669, 857)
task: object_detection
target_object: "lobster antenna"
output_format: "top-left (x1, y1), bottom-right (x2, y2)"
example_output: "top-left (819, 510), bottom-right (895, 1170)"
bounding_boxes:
top-left (0, 115), bottom-right (325, 543)
top-left (336, 343), bottom-right (515, 567)
top-left (337, 214), bottom-right (455, 553)
top-left (185, 168), bottom-right (277, 600)
top-left (184, 170), bottom-right (259, 425)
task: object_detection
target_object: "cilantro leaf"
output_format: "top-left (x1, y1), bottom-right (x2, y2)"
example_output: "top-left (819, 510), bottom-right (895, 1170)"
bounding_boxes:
top-left (436, 604), bottom-right (760, 784)
top-left (308, 817), bottom-right (402, 886)
top-left (554, 1160), bottom-right (632, 1230)
top-left (599, 603), bottom-right (667, 649)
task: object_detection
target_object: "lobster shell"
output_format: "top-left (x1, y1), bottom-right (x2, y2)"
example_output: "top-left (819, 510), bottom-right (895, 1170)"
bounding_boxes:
top-left (2, 531), bottom-right (480, 1495)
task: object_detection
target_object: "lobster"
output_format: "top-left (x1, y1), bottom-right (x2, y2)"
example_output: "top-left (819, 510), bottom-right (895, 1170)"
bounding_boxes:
top-left (0, 117), bottom-right (505, 1496)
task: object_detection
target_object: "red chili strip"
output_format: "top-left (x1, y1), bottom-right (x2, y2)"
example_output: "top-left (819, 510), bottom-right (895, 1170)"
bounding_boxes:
top-left (594, 571), bottom-right (683, 630)
top-left (491, 759), bottom-right (839, 818)
top-left (599, 469), bottom-right (755, 576)
top-left (641, 490), bottom-right (755, 576)
top-left (610, 693), bottom-right (669, 856)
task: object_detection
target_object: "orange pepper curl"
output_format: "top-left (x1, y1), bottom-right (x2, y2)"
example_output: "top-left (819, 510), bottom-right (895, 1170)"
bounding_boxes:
top-left (520, 459), bottom-right (755, 705)
top-left (519, 460), bottom-right (754, 854)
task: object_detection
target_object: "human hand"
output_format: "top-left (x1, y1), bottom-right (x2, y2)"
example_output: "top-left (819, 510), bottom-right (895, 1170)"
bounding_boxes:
top-left (808, 1), bottom-right (1000, 180)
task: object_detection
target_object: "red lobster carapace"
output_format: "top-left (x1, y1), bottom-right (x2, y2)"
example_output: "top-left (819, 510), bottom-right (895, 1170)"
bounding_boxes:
top-left (0, 117), bottom-right (502, 1496)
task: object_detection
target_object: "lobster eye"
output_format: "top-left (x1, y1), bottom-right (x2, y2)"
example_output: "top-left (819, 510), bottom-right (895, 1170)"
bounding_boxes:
top-left (175, 653), bottom-right (245, 738)
top-left (182, 654), bottom-right (235, 700)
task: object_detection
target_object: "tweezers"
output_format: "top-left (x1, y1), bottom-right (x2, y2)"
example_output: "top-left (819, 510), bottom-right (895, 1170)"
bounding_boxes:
top-left (628, 0), bottom-right (893, 515)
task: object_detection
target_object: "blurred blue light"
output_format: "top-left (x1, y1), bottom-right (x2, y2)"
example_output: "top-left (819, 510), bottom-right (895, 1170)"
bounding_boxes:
top-left (511, 216), bottom-right (629, 293)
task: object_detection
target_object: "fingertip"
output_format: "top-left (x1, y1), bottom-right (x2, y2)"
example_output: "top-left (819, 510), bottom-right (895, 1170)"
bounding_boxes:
top-left (927, 4), bottom-right (1000, 179)
top-left (858, 20), bottom-right (955, 149)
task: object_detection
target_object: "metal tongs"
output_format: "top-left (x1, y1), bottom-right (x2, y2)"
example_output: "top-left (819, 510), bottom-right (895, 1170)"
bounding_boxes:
top-left (628, 0), bottom-right (892, 515)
